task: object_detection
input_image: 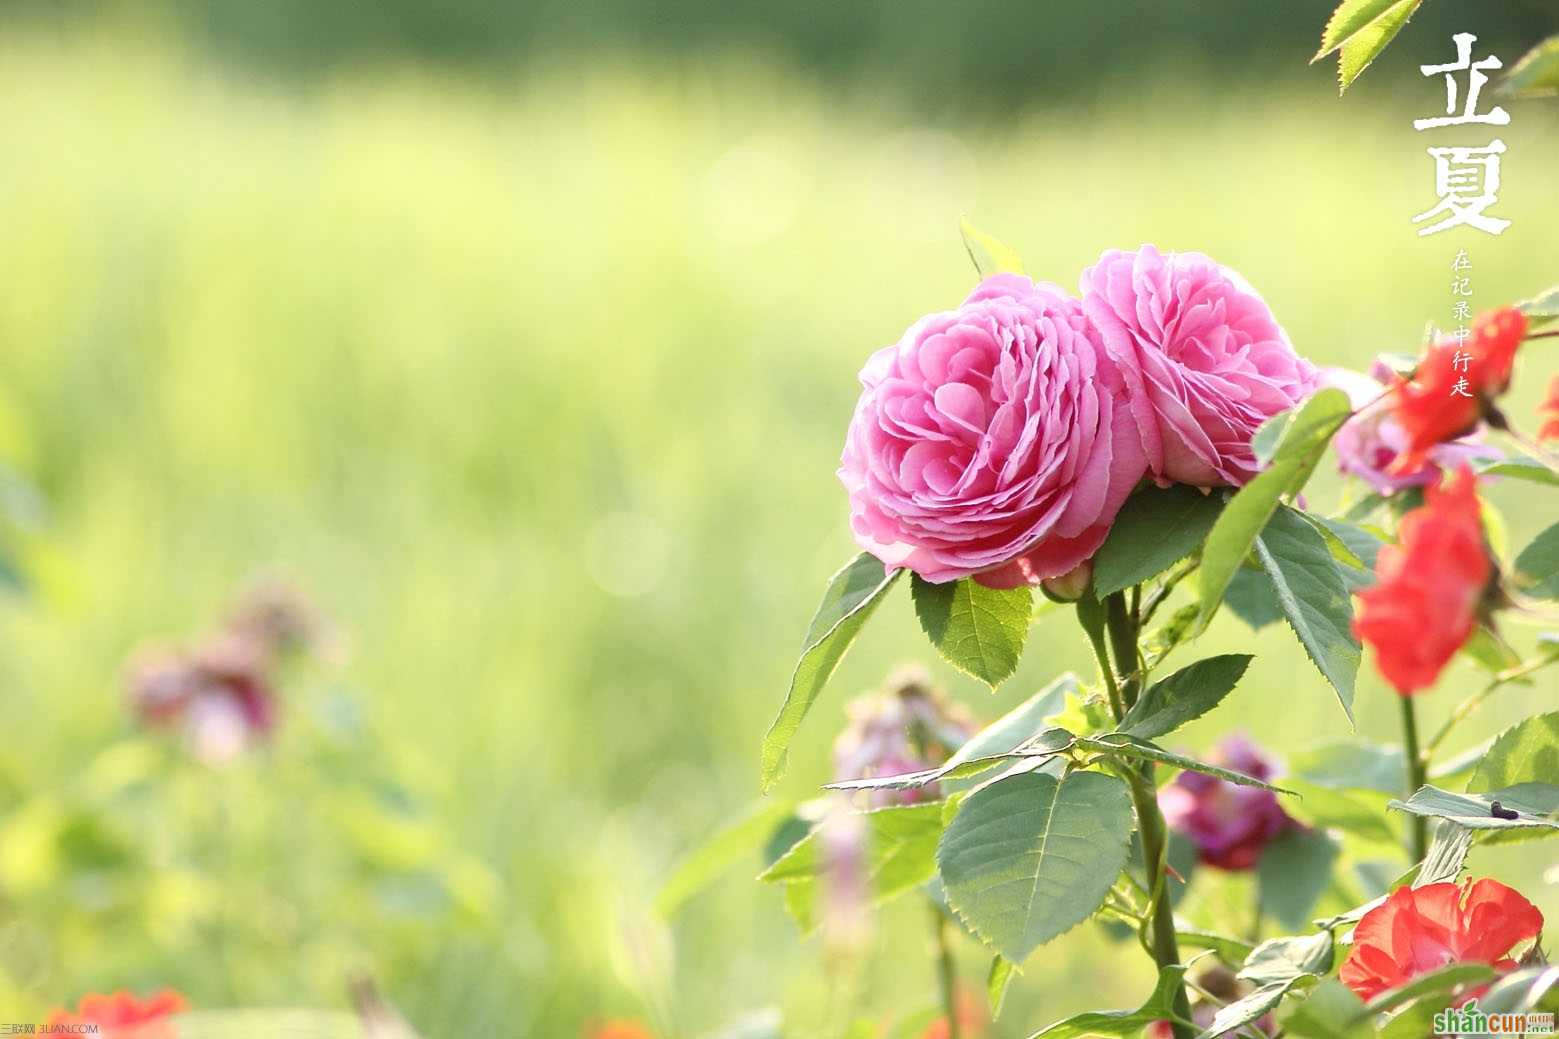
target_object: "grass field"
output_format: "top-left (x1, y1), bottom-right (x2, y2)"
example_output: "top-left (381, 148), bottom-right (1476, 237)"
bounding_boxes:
top-left (0, 22), bottom-right (1555, 1035)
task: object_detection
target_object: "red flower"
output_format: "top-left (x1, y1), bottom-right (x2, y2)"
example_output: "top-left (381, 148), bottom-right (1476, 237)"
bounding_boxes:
top-left (585, 1022), bottom-right (657, 1039)
top-left (45, 989), bottom-right (188, 1037)
top-left (1339, 879), bottom-right (1544, 1002)
top-left (1540, 375), bottom-right (1559, 442)
top-left (1388, 307), bottom-right (1527, 476)
top-left (1352, 466), bottom-right (1490, 695)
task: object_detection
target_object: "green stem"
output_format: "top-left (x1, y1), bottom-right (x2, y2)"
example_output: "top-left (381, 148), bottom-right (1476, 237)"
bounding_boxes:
top-left (1102, 587), bottom-right (1192, 1039)
top-left (1105, 591), bottom-right (1142, 710)
top-left (1399, 694), bottom-right (1428, 862)
top-left (1129, 772), bottom-right (1196, 1039)
top-left (1421, 654), bottom-right (1556, 761)
top-left (1077, 598), bottom-right (1125, 722)
top-left (932, 901), bottom-right (960, 1039)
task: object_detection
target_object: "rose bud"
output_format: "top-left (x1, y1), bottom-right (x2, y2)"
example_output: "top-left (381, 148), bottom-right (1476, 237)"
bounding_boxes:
top-left (1041, 559), bottom-right (1094, 603)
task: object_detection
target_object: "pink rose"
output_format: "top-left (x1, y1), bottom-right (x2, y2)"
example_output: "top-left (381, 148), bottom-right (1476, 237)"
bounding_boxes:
top-left (1158, 735), bottom-right (1297, 871)
top-left (839, 274), bottom-right (1147, 587)
top-left (1081, 246), bottom-right (1318, 487)
top-left (1325, 365), bottom-right (1497, 495)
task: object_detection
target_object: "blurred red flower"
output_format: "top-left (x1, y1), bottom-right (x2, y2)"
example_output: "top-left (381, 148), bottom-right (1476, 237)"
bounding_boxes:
top-left (1352, 466), bottom-right (1490, 695)
top-left (45, 989), bottom-right (188, 1037)
top-left (1387, 306), bottom-right (1527, 476)
top-left (1540, 375), bottom-right (1559, 441)
top-left (918, 989), bottom-right (986, 1039)
top-left (1339, 879), bottom-right (1544, 1001)
top-left (585, 1021), bottom-right (657, 1039)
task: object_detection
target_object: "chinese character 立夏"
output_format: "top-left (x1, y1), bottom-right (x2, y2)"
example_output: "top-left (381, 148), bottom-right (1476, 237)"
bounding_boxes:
top-left (1452, 300), bottom-right (1472, 321)
top-left (1452, 350), bottom-right (1472, 372)
top-left (1415, 33), bottom-right (1511, 130)
top-left (1451, 249), bottom-right (1471, 272)
top-left (1414, 141), bottom-right (1510, 236)
top-left (1451, 377), bottom-right (1473, 398)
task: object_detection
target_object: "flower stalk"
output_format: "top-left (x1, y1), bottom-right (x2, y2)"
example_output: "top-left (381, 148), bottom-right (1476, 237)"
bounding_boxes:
top-left (931, 901), bottom-right (961, 1039)
top-left (1398, 694), bottom-right (1428, 862)
top-left (1098, 587), bottom-right (1194, 1039)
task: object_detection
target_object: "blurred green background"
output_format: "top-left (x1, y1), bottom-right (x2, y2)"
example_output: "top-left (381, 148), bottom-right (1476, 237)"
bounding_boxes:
top-left (0, 0), bottom-right (1555, 1034)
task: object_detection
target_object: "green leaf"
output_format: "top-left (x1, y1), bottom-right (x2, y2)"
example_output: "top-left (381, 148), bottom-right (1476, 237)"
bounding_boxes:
top-left (1478, 965), bottom-right (1559, 1013)
top-left (827, 678), bottom-right (1079, 795)
top-left (1176, 929), bottom-right (1254, 967)
top-left (1117, 654), bottom-right (1252, 740)
top-left (1197, 389), bottom-right (1351, 630)
top-left (1079, 735), bottom-right (1293, 793)
top-left (1197, 978), bottom-right (1313, 1039)
top-left (1028, 965), bottom-right (1189, 1038)
top-left (1222, 566), bottom-right (1282, 631)
top-left (656, 800), bottom-right (798, 917)
top-left (1375, 999), bottom-right (1442, 1039)
top-left (1461, 626), bottom-right (1521, 674)
top-left (1414, 822), bottom-right (1473, 887)
top-left (1239, 931), bottom-right (1334, 986)
top-left (1388, 784), bottom-right (1559, 831)
top-left (913, 575), bottom-right (1032, 690)
top-left (1253, 505), bottom-right (1360, 724)
top-left (1314, 516), bottom-right (1382, 571)
top-left (959, 217), bottom-right (1025, 278)
top-left (988, 955), bottom-right (1018, 1018)
top-left (1469, 712), bottom-right (1559, 793)
top-left (1092, 484), bottom-right (1223, 598)
top-left (1363, 962), bottom-right (1497, 1014)
top-left (1513, 522), bottom-right (1559, 599)
top-left (937, 770), bottom-right (1133, 963)
top-left (1335, 0), bottom-right (1424, 93)
top-left (1290, 741), bottom-right (1405, 794)
top-left (1475, 456), bottom-right (1559, 487)
top-left (1251, 407), bottom-right (1296, 465)
top-left (1283, 780), bottom-right (1398, 846)
top-left (1518, 281), bottom-right (1559, 329)
top-left (761, 554), bottom-right (900, 791)
top-left (759, 802), bottom-right (945, 921)
top-left (1313, 0), bottom-right (1412, 59)
top-left (1282, 979), bottom-right (1369, 1039)
top-left (1257, 829), bottom-right (1339, 931)
top-left (827, 726), bottom-right (1073, 795)
top-left (1499, 36), bottom-right (1559, 99)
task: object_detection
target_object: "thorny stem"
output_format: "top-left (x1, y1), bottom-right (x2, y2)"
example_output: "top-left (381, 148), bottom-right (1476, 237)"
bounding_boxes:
top-left (1140, 558), bottom-right (1199, 628)
top-left (1105, 592), bottom-right (1143, 710)
top-left (1399, 694), bottom-right (1428, 863)
top-left (931, 902), bottom-right (960, 1039)
top-left (1096, 585), bottom-right (1194, 1039)
top-left (1421, 654), bottom-right (1557, 761)
top-left (1128, 770), bottom-right (1196, 1039)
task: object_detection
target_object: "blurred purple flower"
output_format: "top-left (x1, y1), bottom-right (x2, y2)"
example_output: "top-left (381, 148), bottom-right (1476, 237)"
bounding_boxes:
top-left (1325, 365), bottom-right (1497, 495)
top-left (126, 578), bottom-right (321, 764)
top-left (832, 666), bottom-right (977, 807)
top-left (1158, 735), bottom-right (1296, 871)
